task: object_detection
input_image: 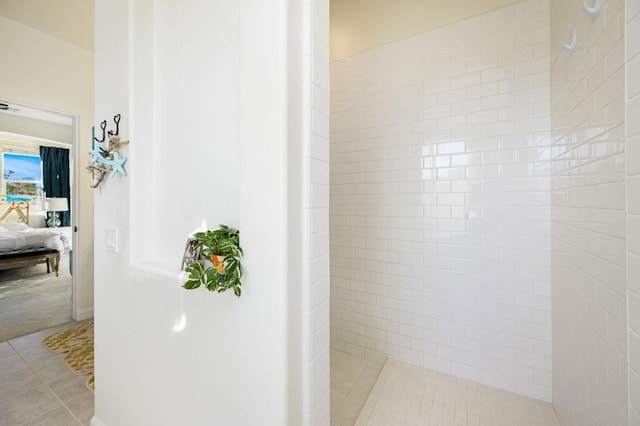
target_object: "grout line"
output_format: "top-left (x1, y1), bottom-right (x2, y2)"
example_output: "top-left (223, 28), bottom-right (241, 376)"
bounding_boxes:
top-left (9, 328), bottom-right (87, 426)
top-left (8, 340), bottom-right (80, 426)
top-left (348, 355), bottom-right (559, 425)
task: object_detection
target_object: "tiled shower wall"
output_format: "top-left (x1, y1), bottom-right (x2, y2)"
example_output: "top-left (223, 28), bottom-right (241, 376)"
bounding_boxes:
top-left (627, 1), bottom-right (640, 424)
top-left (302, 0), bottom-right (331, 424)
top-left (549, 0), bottom-right (627, 425)
top-left (330, 0), bottom-right (553, 401)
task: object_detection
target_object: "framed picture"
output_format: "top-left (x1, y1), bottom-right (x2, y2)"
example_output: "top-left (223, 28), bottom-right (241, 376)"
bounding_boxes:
top-left (180, 234), bottom-right (201, 271)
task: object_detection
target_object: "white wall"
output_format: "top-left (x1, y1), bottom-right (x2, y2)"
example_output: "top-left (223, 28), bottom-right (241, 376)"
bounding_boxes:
top-left (627, 1), bottom-right (640, 424)
top-left (0, 115), bottom-right (73, 145)
top-left (550, 0), bottom-right (627, 425)
top-left (93, 0), bottom-right (329, 425)
top-left (0, 15), bottom-right (94, 319)
top-left (330, 0), bottom-right (522, 60)
top-left (331, 0), bottom-right (553, 401)
top-left (0, 0), bottom-right (94, 52)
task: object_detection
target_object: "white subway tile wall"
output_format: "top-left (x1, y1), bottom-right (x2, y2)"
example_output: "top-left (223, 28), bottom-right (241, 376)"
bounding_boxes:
top-left (330, 0), bottom-right (552, 402)
top-left (550, 0), bottom-right (627, 425)
top-left (303, 1), bottom-right (331, 425)
top-left (627, 1), bottom-right (640, 424)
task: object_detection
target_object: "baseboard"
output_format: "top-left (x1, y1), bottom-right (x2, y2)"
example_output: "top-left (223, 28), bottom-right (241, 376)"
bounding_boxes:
top-left (90, 416), bottom-right (105, 426)
top-left (75, 306), bottom-right (94, 321)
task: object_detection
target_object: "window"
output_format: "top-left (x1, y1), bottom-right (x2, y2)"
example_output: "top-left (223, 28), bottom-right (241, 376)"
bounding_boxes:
top-left (2, 153), bottom-right (44, 209)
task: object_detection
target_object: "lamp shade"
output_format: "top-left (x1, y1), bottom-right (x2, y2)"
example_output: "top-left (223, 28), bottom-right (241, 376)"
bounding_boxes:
top-left (45, 197), bottom-right (68, 212)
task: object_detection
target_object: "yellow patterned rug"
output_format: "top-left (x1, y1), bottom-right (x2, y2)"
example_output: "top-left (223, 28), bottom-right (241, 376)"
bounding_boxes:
top-left (42, 321), bottom-right (94, 393)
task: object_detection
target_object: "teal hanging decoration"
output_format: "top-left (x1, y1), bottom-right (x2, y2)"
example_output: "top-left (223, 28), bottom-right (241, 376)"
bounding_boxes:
top-left (87, 114), bottom-right (129, 188)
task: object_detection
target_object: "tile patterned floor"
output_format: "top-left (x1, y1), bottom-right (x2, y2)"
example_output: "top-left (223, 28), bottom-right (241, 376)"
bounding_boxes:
top-left (355, 358), bottom-right (559, 426)
top-left (0, 322), bottom-right (94, 426)
top-left (3, 336), bottom-right (558, 426)
top-left (331, 349), bottom-right (385, 426)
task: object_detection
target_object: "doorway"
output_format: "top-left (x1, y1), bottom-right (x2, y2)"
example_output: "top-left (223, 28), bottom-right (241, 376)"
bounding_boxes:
top-left (0, 100), bottom-right (77, 342)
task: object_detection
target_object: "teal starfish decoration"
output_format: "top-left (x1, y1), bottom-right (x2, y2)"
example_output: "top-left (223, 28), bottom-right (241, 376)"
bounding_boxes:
top-left (89, 149), bottom-right (104, 164)
top-left (106, 152), bottom-right (127, 177)
top-left (90, 151), bottom-right (128, 177)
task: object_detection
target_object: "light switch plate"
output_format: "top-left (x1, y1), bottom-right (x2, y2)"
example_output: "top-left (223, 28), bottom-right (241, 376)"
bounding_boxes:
top-left (106, 228), bottom-right (118, 253)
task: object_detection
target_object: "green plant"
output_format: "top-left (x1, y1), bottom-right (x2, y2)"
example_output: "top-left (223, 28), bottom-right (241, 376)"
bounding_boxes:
top-left (183, 224), bottom-right (244, 297)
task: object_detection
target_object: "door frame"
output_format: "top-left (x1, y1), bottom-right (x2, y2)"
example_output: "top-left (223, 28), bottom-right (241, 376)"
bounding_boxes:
top-left (0, 98), bottom-right (79, 319)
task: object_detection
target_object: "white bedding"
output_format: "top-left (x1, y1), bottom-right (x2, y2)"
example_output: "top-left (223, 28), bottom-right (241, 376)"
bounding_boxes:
top-left (0, 222), bottom-right (71, 254)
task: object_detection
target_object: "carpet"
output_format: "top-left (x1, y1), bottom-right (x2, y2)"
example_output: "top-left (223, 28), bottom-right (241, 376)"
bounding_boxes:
top-left (0, 254), bottom-right (72, 342)
top-left (43, 321), bottom-right (95, 393)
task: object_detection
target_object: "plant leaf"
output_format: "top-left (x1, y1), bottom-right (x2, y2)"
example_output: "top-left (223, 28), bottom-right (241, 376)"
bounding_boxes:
top-left (183, 280), bottom-right (201, 290)
top-left (205, 267), bottom-right (218, 282)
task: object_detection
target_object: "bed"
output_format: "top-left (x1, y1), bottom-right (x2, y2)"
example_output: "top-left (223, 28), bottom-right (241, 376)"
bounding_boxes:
top-left (0, 197), bottom-right (71, 277)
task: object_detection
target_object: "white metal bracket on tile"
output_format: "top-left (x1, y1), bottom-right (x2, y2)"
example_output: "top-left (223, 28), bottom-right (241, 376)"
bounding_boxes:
top-left (562, 27), bottom-right (577, 53)
top-left (583, 0), bottom-right (602, 18)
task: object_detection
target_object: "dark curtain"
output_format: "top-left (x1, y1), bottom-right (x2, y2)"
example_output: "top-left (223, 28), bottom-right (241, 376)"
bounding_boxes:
top-left (40, 146), bottom-right (70, 227)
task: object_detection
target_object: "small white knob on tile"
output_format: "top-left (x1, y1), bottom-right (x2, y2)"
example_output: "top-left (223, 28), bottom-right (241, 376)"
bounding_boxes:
top-left (583, 0), bottom-right (602, 18)
top-left (562, 27), bottom-right (577, 53)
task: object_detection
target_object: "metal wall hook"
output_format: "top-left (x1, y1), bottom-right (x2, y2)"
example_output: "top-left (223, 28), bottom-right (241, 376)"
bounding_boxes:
top-left (107, 114), bottom-right (121, 137)
top-left (93, 120), bottom-right (107, 143)
top-left (562, 27), bottom-right (577, 53)
top-left (583, 0), bottom-right (602, 18)
top-left (112, 114), bottom-right (121, 136)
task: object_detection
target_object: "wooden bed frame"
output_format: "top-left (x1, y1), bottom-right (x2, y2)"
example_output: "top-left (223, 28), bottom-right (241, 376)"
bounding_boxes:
top-left (0, 196), bottom-right (60, 276)
top-left (0, 197), bottom-right (30, 223)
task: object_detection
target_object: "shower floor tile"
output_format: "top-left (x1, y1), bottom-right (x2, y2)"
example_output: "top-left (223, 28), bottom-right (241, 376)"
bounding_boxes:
top-left (331, 349), bottom-right (385, 426)
top-left (355, 359), bottom-right (559, 426)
